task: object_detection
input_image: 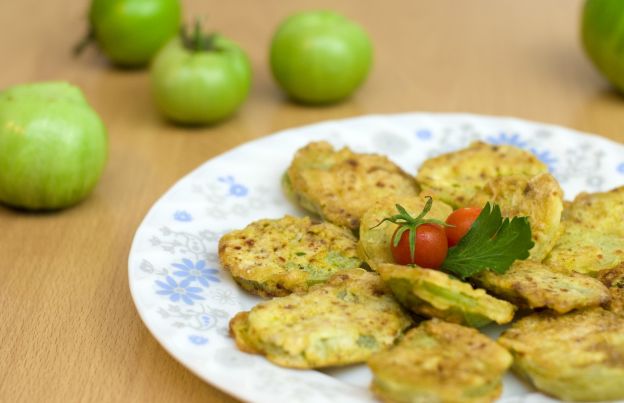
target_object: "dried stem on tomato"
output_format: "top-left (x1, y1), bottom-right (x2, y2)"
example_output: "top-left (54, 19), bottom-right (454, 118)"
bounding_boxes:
top-left (371, 197), bottom-right (451, 261)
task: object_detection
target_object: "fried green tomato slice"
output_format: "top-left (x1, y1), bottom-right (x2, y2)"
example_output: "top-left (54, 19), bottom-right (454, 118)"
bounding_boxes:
top-left (358, 196), bottom-right (453, 269)
top-left (498, 308), bottom-right (624, 402)
top-left (377, 263), bottom-right (515, 327)
top-left (218, 215), bottom-right (362, 297)
top-left (597, 264), bottom-right (624, 316)
top-left (473, 260), bottom-right (610, 314)
top-left (229, 269), bottom-right (412, 368)
top-left (368, 319), bottom-right (512, 403)
top-left (416, 141), bottom-right (548, 208)
top-left (469, 173), bottom-right (563, 261)
top-left (545, 186), bottom-right (624, 275)
top-left (283, 141), bottom-right (419, 230)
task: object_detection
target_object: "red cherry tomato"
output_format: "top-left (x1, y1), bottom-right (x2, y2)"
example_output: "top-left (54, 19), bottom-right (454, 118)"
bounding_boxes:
top-left (445, 207), bottom-right (482, 247)
top-left (391, 224), bottom-right (448, 269)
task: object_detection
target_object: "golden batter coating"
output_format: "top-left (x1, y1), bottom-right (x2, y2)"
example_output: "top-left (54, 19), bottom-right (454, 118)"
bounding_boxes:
top-left (469, 173), bottom-right (563, 261)
top-left (358, 196), bottom-right (453, 269)
top-left (228, 311), bottom-right (257, 354)
top-left (417, 141), bottom-right (548, 208)
top-left (377, 263), bottom-right (516, 327)
top-left (498, 308), bottom-right (624, 402)
top-left (218, 215), bottom-right (362, 297)
top-left (229, 269), bottom-right (412, 369)
top-left (283, 141), bottom-right (419, 230)
top-left (597, 264), bottom-right (624, 316)
top-left (368, 319), bottom-right (512, 403)
top-left (545, 186), bottom-right (624, 275)
top-left (473, 260), bottom-right (610, 314)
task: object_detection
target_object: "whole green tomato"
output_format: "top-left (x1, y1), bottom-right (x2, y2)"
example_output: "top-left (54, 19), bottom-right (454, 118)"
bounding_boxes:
top-left (87, 0), bottom-right (181, 67)
top-left (150, 25), bottom-right (252, 125)
top-left (270, 11), bottom-right (373, 104)
top-left (581, 0), bottom-right (624, 92)
top-left (0, 82), bottom-right (108, 210)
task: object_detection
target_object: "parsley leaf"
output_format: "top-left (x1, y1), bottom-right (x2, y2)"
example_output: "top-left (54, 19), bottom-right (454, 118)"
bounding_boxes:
top-left (441, 202), bottom-right (533, 279)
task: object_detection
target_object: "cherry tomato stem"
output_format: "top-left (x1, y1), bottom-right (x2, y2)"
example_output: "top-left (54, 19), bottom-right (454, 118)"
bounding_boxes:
top-left (391, 224), bottom-right (448, 269)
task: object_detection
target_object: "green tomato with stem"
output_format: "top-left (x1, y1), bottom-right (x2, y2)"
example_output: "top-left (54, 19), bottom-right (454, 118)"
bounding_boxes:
top-left (78, 0), bottom-right (181, 67)
top-left (150, 22), bottom-right (252, 125)
top-left (270, 10), bottom-right (373, 104)
top-left (581, 0), bottom-right (624, 92)
top-left (0, 82), bottom-right (108, 210)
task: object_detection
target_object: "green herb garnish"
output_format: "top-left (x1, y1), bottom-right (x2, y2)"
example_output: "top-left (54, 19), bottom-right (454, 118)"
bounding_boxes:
top-left (441, 202), bottom-right (533, 279)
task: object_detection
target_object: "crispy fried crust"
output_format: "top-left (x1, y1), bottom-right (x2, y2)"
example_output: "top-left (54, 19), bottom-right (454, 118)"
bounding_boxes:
top-left (545, 186), bottom-right (624, 275)
top-left (284, 141), bottom-right (419, 230)
top-left (417, 141), bottom-right (548, 208)
top-left (229, 269), bottom-right (412, 369)
top-left (377, 263), bottom-right (516, 327)
top-left (368, 319), bottom-right (512, 403)
top-left (498, 308), bottom-right (624, 402)
top-left (228, 312), bottom-right (259, 354)
top-left (218, 215), bottom-right (362, 297)
top-left (358, 196), bottom-right (453, 269)
top-left (597, 264), bottom-right (624, 316)
top-left (470, 173), bottom-right (563, 261)
top-left (473, 260), bottom-right (610, 314)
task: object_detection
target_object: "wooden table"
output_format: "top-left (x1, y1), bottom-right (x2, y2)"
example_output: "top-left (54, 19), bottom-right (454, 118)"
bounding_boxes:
top-left (1, 0), bottom-right (622, 401)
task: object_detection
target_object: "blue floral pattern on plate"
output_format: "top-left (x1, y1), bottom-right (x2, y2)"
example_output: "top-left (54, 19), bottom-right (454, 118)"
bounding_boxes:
top-left (155, 276), bottom-right (205, 305)
top-left (189, 335), bottom-right (209, 345)
top-left (174, 210), bottom-right (192, 222)
top-left (218, 176), bottom-right (248, 197)
top-left (486, 132), bottom-right (557, 172)
top-left (172, 259), bottom-right (220, 287)
top-left (487, 132), bottom-right (527, 148)
top-left (129, 113), bottom-right (624, 403)
top-left (416, 129), bottom-right (432, 140)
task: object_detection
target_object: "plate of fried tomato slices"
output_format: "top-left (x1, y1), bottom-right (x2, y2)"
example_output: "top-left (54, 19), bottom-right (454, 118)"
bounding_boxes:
top-left (129, 113), bottom-right (624, 403)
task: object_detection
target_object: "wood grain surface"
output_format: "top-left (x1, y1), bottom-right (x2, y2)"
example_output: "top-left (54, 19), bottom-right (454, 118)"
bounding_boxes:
top-left (1, 0), bottom-right (623, 402)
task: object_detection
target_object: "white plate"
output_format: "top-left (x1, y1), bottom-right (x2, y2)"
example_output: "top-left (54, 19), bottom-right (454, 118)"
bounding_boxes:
top-left (128, 113), bottom-right (624, 403)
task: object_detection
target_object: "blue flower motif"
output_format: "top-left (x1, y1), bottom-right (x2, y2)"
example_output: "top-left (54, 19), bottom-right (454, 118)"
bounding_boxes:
top-left (484, 132), bottom-right (557, 172)
top-left (416, 129), bottom-right (432, 140)
top-left (188, 335), bottom-right (209, 345)
top-left (618, 162), bottom-right (624, 174)
top-left (200, 314), bottom-right (215, 327)
top-left (486, 132), bottom-right (527, 148)
top-left (173, 210), bottom-right (192, 222)
top-left (155, 276), bottom-right (205, 305)
top-left (218, 176), bottom-right (248, 197)
top-left (530, 148), bottom-right (557, 172)
top-left (172, 259), bottom-right (220, 287)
